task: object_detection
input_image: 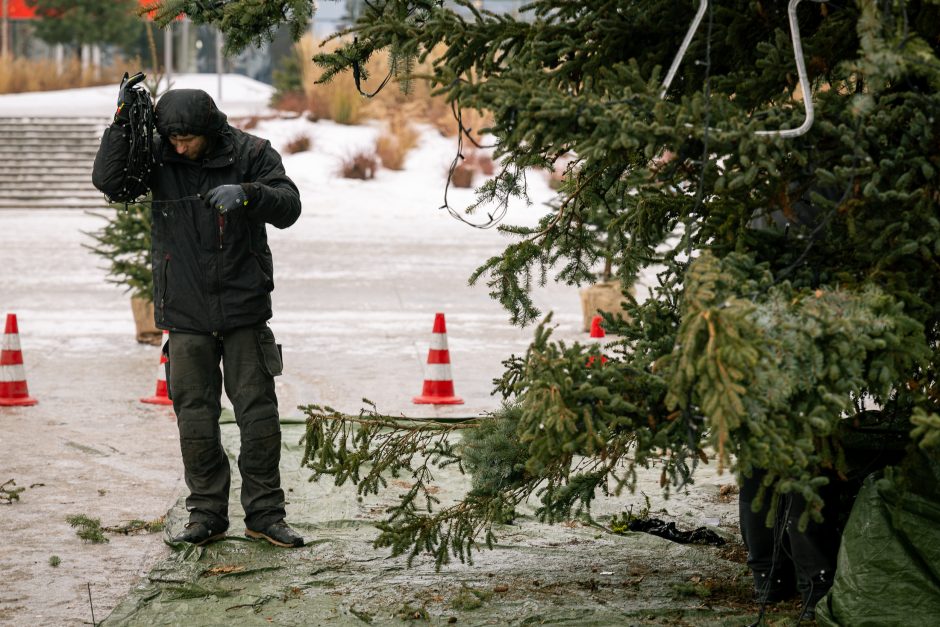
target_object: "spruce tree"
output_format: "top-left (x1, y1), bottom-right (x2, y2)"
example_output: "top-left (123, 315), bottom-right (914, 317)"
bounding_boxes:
top-left (85, 201), bottom-right (154, 301)
top-left (151, 0), bottom-right (940, 563)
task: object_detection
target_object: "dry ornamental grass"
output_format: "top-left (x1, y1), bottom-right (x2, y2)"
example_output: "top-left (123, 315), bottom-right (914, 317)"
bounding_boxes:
top-left (284, 133), bottom-right (312, 154)
top-left (0, 57), bottom-right (125, 94)
top-left (285, 36), bottom-right (493, 139)
top-left (450, 163), bottom-right (475, 188)
top-left (375, 116), bottom-right (419, 170)
top-left (297, 36), bottom-right (365, 125)
top-left (341, 151), bottom-right (379, 180)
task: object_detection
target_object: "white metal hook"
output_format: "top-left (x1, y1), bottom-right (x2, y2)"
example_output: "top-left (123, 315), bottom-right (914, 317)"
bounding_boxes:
top-left (659, 0), bottom-right (815, 139)
top-left (659, 0), bottom-right (709, 99)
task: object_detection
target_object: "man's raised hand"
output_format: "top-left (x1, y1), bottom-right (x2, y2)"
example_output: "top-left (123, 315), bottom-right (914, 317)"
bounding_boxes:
top-left (115, 71), bottom-right (146, 123)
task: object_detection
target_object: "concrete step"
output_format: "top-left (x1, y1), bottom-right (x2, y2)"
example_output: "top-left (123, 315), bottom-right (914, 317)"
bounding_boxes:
top-left (0, 117), bottom-right (119, 209)
top-left (3, 164), bottom-right (95, 173)
top-left (0, 189), bottom-right (107, 204)
top-left (0, 117), bottom-right (108, 126)
top-left (0, 184), bottom-right (98, 193)
top-left (5, 151), bottom-right (96, 158)
top-left (0, 137), bottom-right (101, 145)
top-left (0, 162), bottom-right (93, 170)
top-left (2, 161), bottom-right (97, 169)
top-left (2, 155), bottom-right (99, 163)
top-left (5, 164), bottom-right (95, 173)
top-left (0, 172), bottom-right (92, 178)
top-left (0, 197), bottom-right (109, 210)
top-left (0, 134), bottom-right (102, 142)
top-left (0, 169), bottom-right (93, 176)
top-left (0, 131), bottom-right (101, 140)
top-left (0, 131), bottom-right (104, 140)
top-left (0, 130), bottom-right (102, 136)
top-left (0, 156), bottom-right (98, 164)
top-left (0, 183), bottom-right (97, 189)
top-left (0, 146), bottom-right (99, 155)
top-left (0, 124), bottom-right (103, 131)
top-left (6, 168), bottom-right (98, 176)
top-left (0, 190), bottom-right (99, 199)
top-left (0, 178), bottom-right (94, 191)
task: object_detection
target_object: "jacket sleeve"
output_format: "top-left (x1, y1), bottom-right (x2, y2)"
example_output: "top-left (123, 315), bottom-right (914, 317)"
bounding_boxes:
top-left (92, 122), bottom-right (151, 202)
top-left (242, 139), bottom-right (301, 229)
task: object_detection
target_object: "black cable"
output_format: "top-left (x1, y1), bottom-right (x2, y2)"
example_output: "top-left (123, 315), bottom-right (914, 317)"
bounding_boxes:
top-left (135, 195), bottom-right (203, 206)
top-left (104, 83), bottom-right (156, 206)
top-left (747, 496), bottom-right (793, 627)
top-left (438, 102), bottom-right (509, 230)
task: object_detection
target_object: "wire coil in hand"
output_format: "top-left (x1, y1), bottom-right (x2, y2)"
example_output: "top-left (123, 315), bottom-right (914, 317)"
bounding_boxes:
top-left (109, 84), bottom-right (155, 204)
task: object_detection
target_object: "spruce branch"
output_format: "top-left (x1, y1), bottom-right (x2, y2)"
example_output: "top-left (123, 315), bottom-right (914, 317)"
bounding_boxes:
top-left (300, 401), bottom-right (475, 499)
top-left (1, 479), bottom-right (25, 505)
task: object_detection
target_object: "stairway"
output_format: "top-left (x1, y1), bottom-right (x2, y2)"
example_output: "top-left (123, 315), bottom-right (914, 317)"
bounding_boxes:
top-left (0, 117), bottom-right (111, 210)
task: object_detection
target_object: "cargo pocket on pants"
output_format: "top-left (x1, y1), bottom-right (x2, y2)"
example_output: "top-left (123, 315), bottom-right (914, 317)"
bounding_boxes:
top-left (257, 327), bottom-right (283, 377)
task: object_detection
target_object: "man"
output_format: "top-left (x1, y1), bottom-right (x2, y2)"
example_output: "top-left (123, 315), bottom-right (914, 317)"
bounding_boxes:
top-left (93, 73), bottom-right (304, 548)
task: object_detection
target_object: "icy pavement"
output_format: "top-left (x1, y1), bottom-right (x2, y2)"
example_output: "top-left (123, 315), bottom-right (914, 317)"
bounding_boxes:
top-left (104, 417), bottom-right (759, 626)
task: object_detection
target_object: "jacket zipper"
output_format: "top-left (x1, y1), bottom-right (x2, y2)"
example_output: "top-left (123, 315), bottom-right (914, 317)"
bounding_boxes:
top-left (160, 253), bottom-right (170, 322)
top-left (217, 213), bottom-right (225, 328)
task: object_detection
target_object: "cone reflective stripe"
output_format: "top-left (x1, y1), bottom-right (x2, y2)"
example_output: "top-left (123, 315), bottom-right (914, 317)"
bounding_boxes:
top-left (141, 331), bottom-right (173, 406)
top-left (413, 313), bottom-right (464, 405)
top-left (0, 313), bottom-right (38, 406)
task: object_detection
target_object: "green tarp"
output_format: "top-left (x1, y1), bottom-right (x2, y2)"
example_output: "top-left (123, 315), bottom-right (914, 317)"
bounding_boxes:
top-left (816, 470), bottom-right (940, 626)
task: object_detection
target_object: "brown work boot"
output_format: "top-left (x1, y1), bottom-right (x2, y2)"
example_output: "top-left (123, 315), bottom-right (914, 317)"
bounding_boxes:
top-left (245, 520), bottom-right (305, 548)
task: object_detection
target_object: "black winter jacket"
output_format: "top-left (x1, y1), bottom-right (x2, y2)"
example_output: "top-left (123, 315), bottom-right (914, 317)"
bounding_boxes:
top-left (92, 89), bottom-right (301, 334)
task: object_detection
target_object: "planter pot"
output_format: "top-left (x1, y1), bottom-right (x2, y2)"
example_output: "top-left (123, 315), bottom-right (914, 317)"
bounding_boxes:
top-left (131, 297), bottom-right (162, 346)
top-left (579, 280), bottom-right (633, 332)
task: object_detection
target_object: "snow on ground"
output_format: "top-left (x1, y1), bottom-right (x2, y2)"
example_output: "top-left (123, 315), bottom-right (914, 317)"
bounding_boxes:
top-left (0, 73), bottom-right (274, 118)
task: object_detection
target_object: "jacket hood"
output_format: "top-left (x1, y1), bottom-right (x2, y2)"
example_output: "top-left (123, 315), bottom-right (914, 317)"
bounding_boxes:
top-left (155, 89), bottom-right (227, 137)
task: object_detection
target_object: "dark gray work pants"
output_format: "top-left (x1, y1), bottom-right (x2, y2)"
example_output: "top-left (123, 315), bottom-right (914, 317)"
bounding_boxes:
top-left (166, 325), bottom-right (285, 531)
top-left (739, 470), bottom-right (840, 607)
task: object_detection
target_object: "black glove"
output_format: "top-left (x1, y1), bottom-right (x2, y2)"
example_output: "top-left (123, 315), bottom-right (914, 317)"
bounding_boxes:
top-left (115, 71), bottom-right (146, 123)
top-left (205, 184), bottom-right (248, 215)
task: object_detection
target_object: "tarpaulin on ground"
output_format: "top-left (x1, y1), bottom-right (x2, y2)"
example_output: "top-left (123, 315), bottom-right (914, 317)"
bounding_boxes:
top-left (816, 467), bottom-right (940, 626)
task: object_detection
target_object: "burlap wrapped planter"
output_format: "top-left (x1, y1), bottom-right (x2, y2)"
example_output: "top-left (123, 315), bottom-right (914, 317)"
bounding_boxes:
top-left (131, 297), bottom-right (162, 346)
top-left (579, 280), bottom-right (632, 332)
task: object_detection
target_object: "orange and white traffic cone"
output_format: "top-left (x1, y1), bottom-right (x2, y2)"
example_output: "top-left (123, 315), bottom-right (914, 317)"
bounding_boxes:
top-left (141, 330), bottom-right (173, 406)
top-left (0, 313), bottom-right (38, 406)
top-left (413, 313), bottom-right (464, 405)
top-left (586, 315), bottom-right (608, 368)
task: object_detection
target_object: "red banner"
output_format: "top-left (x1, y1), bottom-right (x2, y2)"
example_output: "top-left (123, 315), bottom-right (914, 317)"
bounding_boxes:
top-left (5, 0), bottom-right (37, 19)
top-left (4, 1), bottom-right (161, 20)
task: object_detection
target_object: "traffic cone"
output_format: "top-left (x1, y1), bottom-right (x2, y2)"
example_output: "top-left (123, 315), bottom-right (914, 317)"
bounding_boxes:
top-left (586, 315), bottom-right (608, 368)
top-left (0, 314), bottom-right (38, 406)
top-left (413, 313), bottom-right (464, 405)
top-left (141, 330), bottom-right (173, 406)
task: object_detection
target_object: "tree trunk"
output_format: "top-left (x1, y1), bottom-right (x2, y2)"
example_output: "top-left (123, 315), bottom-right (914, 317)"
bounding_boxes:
top-left (91, 45), bottom-right (101, 80)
